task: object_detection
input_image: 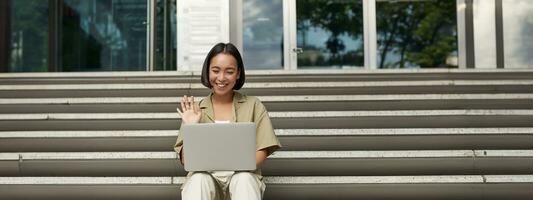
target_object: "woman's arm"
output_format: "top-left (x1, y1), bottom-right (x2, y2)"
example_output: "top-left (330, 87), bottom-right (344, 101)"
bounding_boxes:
top-left (255, 149), bottom-right (268, 169)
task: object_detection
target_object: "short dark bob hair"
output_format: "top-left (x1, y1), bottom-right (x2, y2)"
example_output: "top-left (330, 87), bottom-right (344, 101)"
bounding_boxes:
top-left (201, 42), bottom-right (246, 90)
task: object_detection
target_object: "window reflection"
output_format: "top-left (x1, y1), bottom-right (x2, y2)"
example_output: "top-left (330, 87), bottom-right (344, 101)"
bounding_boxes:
top-left (243, 0), bottom-right (284, 69)
top-left (376, 0), bottom-right (457, 68)
top-left (296, 0), bottom-right (364, 69)
top-left (9, 0), bottom-right (48, 72)
top-left (155, 0), bottom-right (177, 71)
top-left (62, 0), bottom-right (147, 71)
top-left (502, 0), bottom-right (533, 68)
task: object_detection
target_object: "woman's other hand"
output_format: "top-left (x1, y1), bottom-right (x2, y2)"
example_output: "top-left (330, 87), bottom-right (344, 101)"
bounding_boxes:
top-left (177, 95), bottom-right (201, 124)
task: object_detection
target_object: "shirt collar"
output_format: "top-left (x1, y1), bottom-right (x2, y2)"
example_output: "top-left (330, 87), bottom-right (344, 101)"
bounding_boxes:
top-left (199, 91), bottom-right (247, 122)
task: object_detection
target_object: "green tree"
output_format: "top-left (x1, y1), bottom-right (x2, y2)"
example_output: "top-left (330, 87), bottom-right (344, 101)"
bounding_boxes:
top-left (297, 0), bottom-right (364, 67)
top-left (377, 1), bottom-right (457, 68)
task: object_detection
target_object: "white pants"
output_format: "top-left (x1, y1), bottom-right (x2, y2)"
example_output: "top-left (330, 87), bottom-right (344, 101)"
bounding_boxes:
top-left (181, 171), bottom-right (265, 200)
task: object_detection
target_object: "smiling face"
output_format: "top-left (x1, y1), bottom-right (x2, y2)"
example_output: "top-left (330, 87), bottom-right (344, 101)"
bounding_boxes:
top-left (208, 53), bottom-right (240, 97)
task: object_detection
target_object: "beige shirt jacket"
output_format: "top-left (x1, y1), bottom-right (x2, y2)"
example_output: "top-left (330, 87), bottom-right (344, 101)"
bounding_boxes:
top-left (174, 91), bottom-right (282, 176)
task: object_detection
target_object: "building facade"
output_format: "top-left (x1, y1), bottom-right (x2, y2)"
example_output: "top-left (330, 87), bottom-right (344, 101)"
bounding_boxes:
top-left (1, 0), bottom-right (532, 72)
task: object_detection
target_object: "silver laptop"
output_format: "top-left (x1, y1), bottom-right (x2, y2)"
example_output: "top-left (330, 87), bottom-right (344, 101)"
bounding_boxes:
top-left (181, 122), bottom-right (256, 172)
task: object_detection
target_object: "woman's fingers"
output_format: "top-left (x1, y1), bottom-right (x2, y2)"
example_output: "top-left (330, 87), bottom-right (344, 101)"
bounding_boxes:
top-left (180, 95), bottom-right (201, 115)
top-left (194, 102), bottom-right (200, 114)
top-left (189, 96), bottom-right (194, 109)
top-left (193, 96), bottom-right (200, 114)
top-left (181, 95), bottom-right (187, 111)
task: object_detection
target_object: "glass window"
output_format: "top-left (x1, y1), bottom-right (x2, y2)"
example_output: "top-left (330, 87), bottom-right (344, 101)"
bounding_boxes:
top-left (9, 0), bottom-right (48, 72)
top-left (155, 0), bottom-right (177, 71)
top-left (502, 0), bottom-right (533, 68)
top-left (296, 0), bottom-right (364, 69)
top-left (376, 0), bottom-right (458, 68)
top-left (473, 0), bottom-right (497, 68)
top-left (243, 0), bottom-right (284, 69)
top-left (62, 0), bottom-right (148, 71)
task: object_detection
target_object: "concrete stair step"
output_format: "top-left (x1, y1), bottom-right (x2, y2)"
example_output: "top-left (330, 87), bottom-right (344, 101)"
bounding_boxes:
top-left (1, 150), bottom-right (532, 176)
top-left (0, 71), bottom-right (194, 85)
top-left (1, 110), bottom-right (532, 131)
top-left (0, 175), bottom-right (532, 200)
top-left (277, 128), bottom-right (533, 151)
top-left (2, 94), bottom-right (533, 113)
top-left (2, 80), bottom-right (533, 98)
top-left (1, 128), bottom-right (533, 152)
top-left (2, 69), bottom-right (533, 85)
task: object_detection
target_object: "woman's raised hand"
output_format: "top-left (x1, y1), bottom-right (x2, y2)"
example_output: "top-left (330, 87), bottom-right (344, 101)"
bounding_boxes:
top-left (177, 95), bottom-right (201, 124)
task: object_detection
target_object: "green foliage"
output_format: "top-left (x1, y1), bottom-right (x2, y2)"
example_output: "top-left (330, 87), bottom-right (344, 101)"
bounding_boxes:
top-left (297, 0), bottom-right (457, 68)
top-left (377, 0), bottom-right (457, 68)
top-left (297, 0), bottom-right (364, 67)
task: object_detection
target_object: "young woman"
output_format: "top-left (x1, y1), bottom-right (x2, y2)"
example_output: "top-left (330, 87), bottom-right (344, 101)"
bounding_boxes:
top-left (174, 42), bottom-right (281, 200)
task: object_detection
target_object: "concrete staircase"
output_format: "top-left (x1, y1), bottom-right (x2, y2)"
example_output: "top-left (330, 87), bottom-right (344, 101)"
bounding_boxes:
top-left (1, 69), bottom-right (533, 200)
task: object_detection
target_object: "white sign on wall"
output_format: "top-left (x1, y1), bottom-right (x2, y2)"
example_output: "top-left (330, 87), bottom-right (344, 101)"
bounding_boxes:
top-left (177, 0), bottom-right (230, 71)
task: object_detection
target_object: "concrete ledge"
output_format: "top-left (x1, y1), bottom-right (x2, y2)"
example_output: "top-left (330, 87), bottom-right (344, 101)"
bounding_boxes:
top-left (2, 70), bottom-right (533, 86)
top-left (1, 150), bottom-right (469, 159)
top-left (0, 176), bottom-right (181, 184)
top-left (2, 80), bottom-right (533, 98)
top-left (278, 128), bottom-right (533, 151)
top-left (1, 110), bottom-right (533, 130)
top-left (2, 175), bottom-right (533, 184)
top-left (2, 94), bottom-right (533, 113)
top-left (0, 83), bottom-right (190, 90)
top-left (1, 80), bottom-right (532, 90)
top-left (270, 150), bottom-right (475, 158)
top-left (0, 71), bottom-right (195, 78)
top-left (0, 154), bottom-right (18, 160)
top-left (3, 94), bottom-right (532, 104)
top-left (2, 68), bottom-right (533, 78)
top-left (271, 110), bottom-right (533, 117)
top-left (1, 175), bottom-right (533, 200)
top-left (2, 69), bottom-right (533, 99)
top-left (1, 150), bottom-right (532, 176)
top-left (2, 128), bottom-right (533, 152)
top-left (2, 128), bottom-right (532, 138)
top-left (0, 150), bottom-right (476, 176)
top-left (0, 150), bottom-right (480, 160)
top-left (216, 80), bottom-right (533, 89)
top-left (0, 130), bottom-right (179, 138)
top-left (13, 152), bottom-right (176, 160)
top-left (1, 110), bottom-right (532, 120)
top-left (474, 150), bottom-right (533, 157)
top-left (276, 127), bottom-right (533, 136)
top-left (485, 175), bottom-right (533, 183)
top-left (264, 175), bottom-right (484, 184)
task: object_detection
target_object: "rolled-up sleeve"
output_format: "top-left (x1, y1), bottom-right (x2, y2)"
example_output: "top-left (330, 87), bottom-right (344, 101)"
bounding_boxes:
top-left (254, 101), bottom-right (281, 155)
top-left (174, 121), bottom-right (185, 160)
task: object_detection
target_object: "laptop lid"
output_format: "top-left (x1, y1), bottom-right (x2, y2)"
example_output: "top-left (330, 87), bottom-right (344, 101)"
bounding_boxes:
top-left (181, 122), bottom-right (256, 172)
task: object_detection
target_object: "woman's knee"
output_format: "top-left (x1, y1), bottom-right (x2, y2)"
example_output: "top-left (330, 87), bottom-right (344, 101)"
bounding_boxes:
top-left (230, 172), bottom-right (261, 186)
top-left (229, 172), bottom-right (264, 200)
top-left (182, 173), bottom-right (218, 200)
top-left (232, 172), bottom-right (254, 180)
top-left (189, 172), bottom-right (214, 183)
top-left (183, 172), bottom-right (217, 194)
